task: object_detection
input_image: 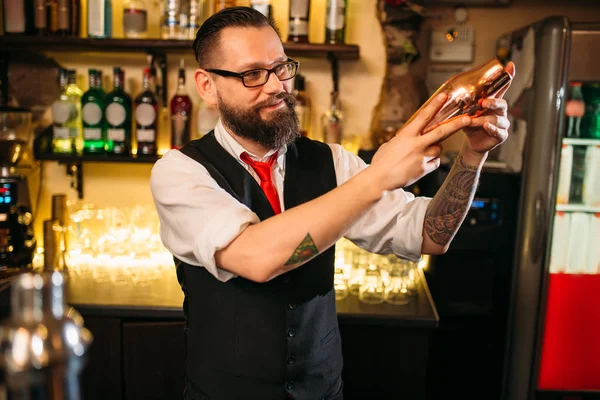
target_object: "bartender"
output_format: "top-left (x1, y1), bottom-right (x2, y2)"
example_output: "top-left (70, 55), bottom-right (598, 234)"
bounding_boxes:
top-left (150, 6), bottom-right (514, 400)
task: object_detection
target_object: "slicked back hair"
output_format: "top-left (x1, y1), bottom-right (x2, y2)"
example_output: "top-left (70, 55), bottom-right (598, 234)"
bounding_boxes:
top-left (193, 6), bottom-right (281, 69)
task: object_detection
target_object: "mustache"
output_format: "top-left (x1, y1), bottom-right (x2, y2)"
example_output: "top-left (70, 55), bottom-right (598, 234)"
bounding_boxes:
top-left (253, 92), bottom-right (296, 111)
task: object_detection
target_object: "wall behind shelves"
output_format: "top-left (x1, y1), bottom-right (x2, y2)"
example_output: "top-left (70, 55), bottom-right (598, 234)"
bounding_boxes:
top-left (30, 0), bottom-right (600, 244)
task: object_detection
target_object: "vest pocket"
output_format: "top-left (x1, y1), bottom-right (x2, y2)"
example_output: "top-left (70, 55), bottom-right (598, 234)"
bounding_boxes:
top-left (320, 327), bottom-right (338, 347)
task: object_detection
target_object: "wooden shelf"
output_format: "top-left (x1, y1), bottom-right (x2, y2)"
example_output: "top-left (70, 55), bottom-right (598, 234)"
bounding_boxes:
top-left (0, 36), bottom-right (360, 60)
top-left (35, 153), bottom-right (160, 164)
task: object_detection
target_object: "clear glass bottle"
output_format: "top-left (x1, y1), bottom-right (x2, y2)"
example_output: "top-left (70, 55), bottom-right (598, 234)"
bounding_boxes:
top-left (123, 0), bottom-right (148, 38)
top-left (135, 68), bottom-right (159, 156)
top-left (52, 69), bottom-right (82, 155)
top-left (325, 0), bottom-right (346, 44)
top-left (170, 59), bottom-right (193, 149)
top-left (105, 67), bottom-right (133, 155)
top-left (358, 264), bottom-right (385, 305)
top-left (160, 0), bottom-right (180, 39)
top-left (87, 0), bottom-right (112, 38)
top-left (82, 69), bottom-right (107, 154)
top-left (322, 90), bottom-right (343, 144)
top-left (288, 0), bottom-right (310, 43)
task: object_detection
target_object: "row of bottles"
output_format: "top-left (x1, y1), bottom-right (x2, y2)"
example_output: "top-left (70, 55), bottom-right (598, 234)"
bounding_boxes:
top-left (1, 0), bottom-right (349, 44)
top-left (565, 81), bottom-right (600, 140)
top-left (51, 61), bottom-right (193, 156)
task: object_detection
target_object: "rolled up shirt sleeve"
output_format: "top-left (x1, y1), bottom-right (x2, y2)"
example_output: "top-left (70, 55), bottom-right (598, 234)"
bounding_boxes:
top-left (150, 150), bottom-right (260, 282)
top-left (329, 144), bottom-right (432, 262)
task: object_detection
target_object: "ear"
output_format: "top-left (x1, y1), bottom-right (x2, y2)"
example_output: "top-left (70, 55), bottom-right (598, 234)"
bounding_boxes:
top-left (194, 68), bottom-right (218, 106)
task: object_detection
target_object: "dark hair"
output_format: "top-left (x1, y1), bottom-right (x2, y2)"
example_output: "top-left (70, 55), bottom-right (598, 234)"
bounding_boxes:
top-left (193, 6), bottom-right (280, 69)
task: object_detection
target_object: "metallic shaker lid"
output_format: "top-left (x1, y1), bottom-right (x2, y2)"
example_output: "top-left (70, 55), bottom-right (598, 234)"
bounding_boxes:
top-left (0, 272), bottom-right (92, 373)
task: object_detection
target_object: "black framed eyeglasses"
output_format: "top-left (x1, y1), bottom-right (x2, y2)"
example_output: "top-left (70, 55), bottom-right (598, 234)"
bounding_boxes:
top-left (206, 58), bottom-right (299, 88)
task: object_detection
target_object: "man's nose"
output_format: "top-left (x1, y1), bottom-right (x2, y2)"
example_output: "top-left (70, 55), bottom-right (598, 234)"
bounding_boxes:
top-left (262, 72), bottom-right (284, 94)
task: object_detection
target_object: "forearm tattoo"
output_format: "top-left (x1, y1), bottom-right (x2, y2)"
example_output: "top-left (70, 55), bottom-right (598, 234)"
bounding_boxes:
top-left (285, 233), bottom-right (319, 266)
top-left (424, 155), bottom-right (480, 245)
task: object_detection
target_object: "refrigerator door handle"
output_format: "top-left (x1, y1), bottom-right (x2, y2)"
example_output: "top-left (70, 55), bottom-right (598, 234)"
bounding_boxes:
top-left (530, 191), bottom-right (546, 264)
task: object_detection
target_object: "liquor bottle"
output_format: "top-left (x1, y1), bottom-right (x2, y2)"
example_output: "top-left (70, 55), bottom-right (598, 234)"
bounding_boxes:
top-left (82, 69), bottom-right (107, 154)
top-left (34, 0), bottom-right (48, 34)
top-left (47, 0), bottom-right (59, 34)
top-left (170, 59), bottom-right (193, 149)
top-left (87, 0), bottom-right (112, 38)
top-left (565, 82), bottom-right (585, 138)
top-left (52, 70), bottom-right (83, 155)
top-left (70, 0), bottom-right (80, 36)
top-left (105, 67), bottom-right (133, 155)
top-left (250, 0), bottom-right (270, 19)
top-left (293, 74), bottom-right (310, 137)
top-left (123, 0), bottom-right (148, 38)
top-left (185, 0), bottom-right (200, 39)
top-left (403, 57), bottom-right (513, 134)
top-left (288, 0), bottom-right (310, 43)
top-left (135, 68), bottom-right (159, 156)
top-left (57, 0), bottom-right (71, 35)
top-left (2, 0), bottom-right (34, 34)
top-left (322, 91), bottom-right (343, 144)
top-left (214, 0), bottom-right (235, 12)
top-left (569, 146), bottom-right (587, 204)
top-left (160, 0), bottom-right (180, 39)
top-left (325, 0), bottom-right (346, 44)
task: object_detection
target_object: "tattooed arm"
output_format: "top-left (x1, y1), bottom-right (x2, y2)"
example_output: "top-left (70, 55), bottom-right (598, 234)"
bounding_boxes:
top-left (421, 144), bottom-right (487, 254)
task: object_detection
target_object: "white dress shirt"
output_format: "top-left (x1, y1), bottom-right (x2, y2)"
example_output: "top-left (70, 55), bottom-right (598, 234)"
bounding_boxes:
top-left (150, 120), bottom-right (432, 282)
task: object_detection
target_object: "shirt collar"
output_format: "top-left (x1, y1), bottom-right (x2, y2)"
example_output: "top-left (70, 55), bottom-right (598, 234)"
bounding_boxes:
top-left (213, 119), bottom-right (287, 170)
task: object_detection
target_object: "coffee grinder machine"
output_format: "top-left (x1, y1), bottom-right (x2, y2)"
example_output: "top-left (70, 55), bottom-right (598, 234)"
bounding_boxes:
top-left (0, 106), bottom-right (37, 274)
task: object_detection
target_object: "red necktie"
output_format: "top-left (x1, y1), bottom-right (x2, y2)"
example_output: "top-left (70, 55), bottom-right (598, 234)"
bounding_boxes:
top-left (240, 152), bottom-right (282, 214)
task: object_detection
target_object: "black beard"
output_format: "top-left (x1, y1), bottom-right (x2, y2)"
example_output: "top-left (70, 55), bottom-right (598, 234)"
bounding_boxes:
top-left (218, 92), bottom-right (300, 149)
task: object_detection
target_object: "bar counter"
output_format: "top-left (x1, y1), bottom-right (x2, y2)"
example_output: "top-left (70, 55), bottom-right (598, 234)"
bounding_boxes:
top-left (65, 266), bottom-right (439, 328)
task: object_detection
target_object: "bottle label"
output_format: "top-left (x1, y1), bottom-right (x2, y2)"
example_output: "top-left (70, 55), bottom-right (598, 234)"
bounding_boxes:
top-left (326, 1), bottom-right (345, 31)
top-left (108, 129), bottom-right (126, 142)
top-left (123, 8), bottom-right (148, 35)
top-left (83, 128), bottom-right (102, 140)
top-left (87, 0), bottom-right (105, 37)
top-left (53, 127), bottom-right (70, 140)
top-left (52, 101), bottom-right (73, 124)
top-left (106, 103), bottom-right (127, 127)
top-left (137, 129), bottom-right (155, 142)
top-left (136, 103), bottom-right (157, 126)
top-left (82, 103), bottom-right (103, 125)
top-left (289, 19), bottom-right (308, 37)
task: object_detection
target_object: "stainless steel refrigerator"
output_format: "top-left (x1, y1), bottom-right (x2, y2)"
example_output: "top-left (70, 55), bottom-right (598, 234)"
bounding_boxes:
top-left (498, 16), bottom-right (600, 400)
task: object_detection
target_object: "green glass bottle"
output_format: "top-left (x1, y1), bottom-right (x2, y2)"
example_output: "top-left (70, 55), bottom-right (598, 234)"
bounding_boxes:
top-left (82, 69), bottom-right (107, 154)
top-left (51, 69), bottom-right (83, 155)
top-left (105, 67), bottom-right (132, 155)
top-left (582, 82), bottom-right (600, 139)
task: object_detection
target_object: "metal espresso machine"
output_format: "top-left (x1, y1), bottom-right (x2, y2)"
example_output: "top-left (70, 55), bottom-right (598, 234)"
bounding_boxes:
top-left (0, 106), bottom-right (37, 276)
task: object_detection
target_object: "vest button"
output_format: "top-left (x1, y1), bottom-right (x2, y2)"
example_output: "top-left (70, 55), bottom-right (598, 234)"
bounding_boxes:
top-left (287, 328), bottom-right (296, 338)
top-left (287, 354), bottom-right (296, 365)
top-left (288, 303), bottom-right (296, 310)
top-left (286, 380), bottom-right (295, 390)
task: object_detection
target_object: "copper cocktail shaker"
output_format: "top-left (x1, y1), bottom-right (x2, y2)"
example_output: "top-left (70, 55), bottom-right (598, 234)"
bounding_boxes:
top-left (406, 57), bottom-right (513, 133)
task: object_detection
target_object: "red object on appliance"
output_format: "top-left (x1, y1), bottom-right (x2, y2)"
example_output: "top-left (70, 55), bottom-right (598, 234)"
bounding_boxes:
top-left (538, 273), bottom-right (600, 390)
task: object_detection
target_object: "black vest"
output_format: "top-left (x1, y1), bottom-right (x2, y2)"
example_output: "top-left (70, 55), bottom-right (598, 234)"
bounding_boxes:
top-left (176, 132), bottom-right (343, 400)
